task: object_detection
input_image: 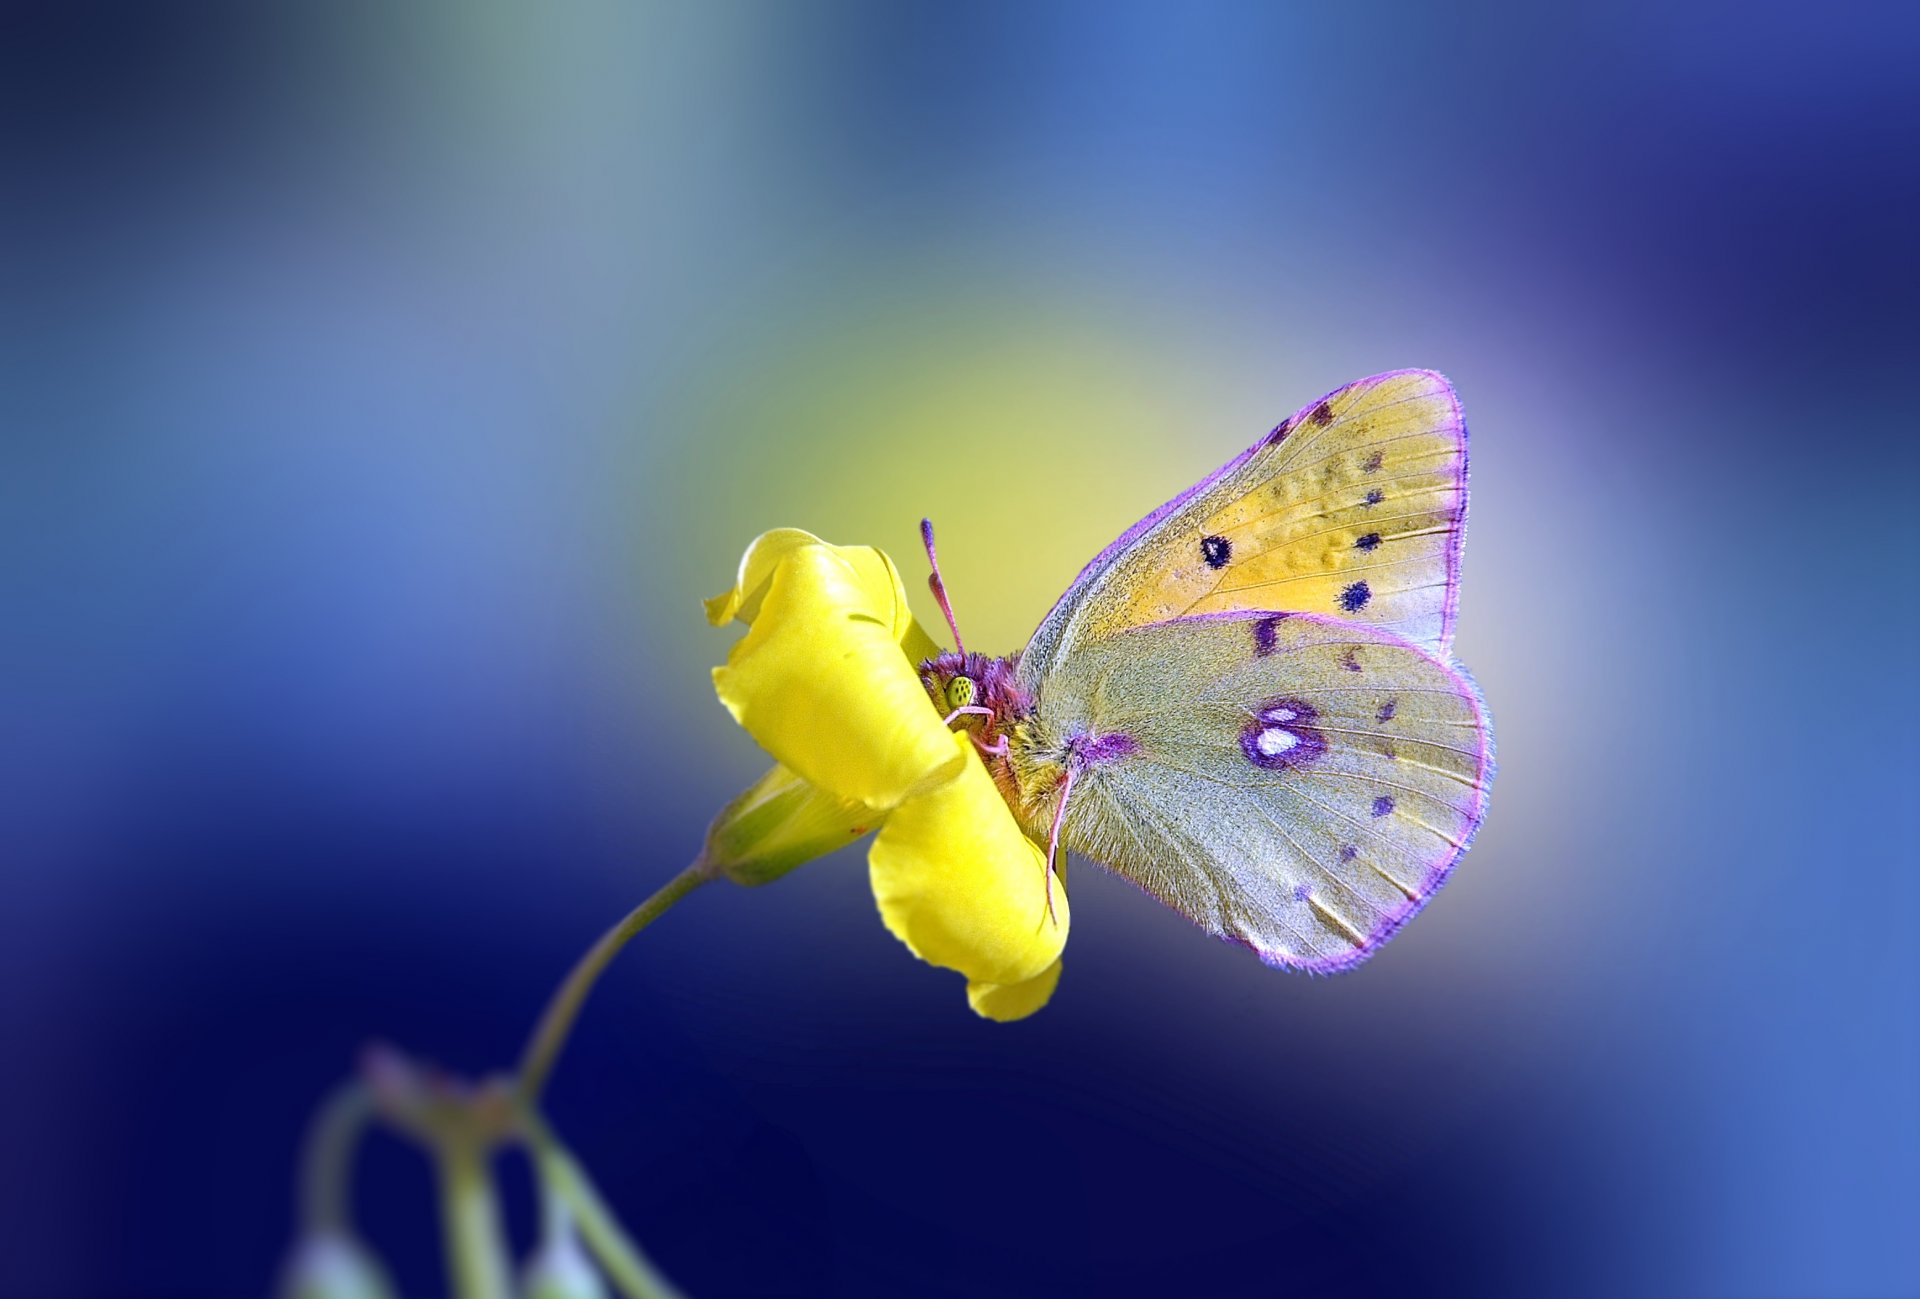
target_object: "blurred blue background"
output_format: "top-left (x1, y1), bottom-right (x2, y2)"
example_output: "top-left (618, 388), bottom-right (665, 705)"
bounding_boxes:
top-left (3, 3), bottom-right (1916, 1296)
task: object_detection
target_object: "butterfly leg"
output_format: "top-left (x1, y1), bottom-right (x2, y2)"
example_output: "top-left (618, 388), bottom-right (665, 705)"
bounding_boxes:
top-left (942, 704), bottom-right (994, 727)
top-left (973, 734), bottom-right (1008, 758)
top-left (1041, 765), bottom-right (1075, 926)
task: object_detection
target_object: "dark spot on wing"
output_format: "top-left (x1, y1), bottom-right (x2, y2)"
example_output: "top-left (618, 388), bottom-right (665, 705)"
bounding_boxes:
top-left (1362, 450), bottom-right (1385, 473)
top-left (1354, 532), bottom-right (1381, 552)
top-left (1341, 648), bottom-right (1363, 672)
top-left (1339, 844), bottom-right (1358, 863)
top-left (1265, 416), bottom-right (1292, 446)
top-left (1239, 697), bottom-right (1326, 771)
top-left (1252, 614), bottom-right (1284, 657)
top-left (1292, 883), bottom-right (1311, 901)
top-left (1200, 534), bottom-right (1232, 569)
top-left (1310, 400), bottom-right (1334, 426)
top-left (1377, 698), bottom-right (1397, 723)
top-left (1338, 581), bottom-right (1372, 612)
top-left (1371, 796), bottom-right (1395, 818)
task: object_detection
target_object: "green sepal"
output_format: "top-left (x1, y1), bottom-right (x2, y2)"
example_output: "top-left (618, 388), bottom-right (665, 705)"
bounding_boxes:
top-left (702, 763), bottom-right (875, 886)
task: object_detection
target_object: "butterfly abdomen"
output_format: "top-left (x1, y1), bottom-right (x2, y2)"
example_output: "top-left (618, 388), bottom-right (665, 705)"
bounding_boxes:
top-left (1000, 719), bottom-right (1063, 838)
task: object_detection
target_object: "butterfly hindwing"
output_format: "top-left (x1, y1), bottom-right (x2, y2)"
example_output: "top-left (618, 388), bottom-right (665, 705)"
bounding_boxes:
top-left (1027, 611), bottom-right (1491, 970)
top-left (1020, 370), bottom-right (1468, 688)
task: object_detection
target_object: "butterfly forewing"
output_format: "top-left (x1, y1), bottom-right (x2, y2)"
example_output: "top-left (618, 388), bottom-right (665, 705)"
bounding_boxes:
top-left (1036, 612), bottom-right (1490, 970)
top-left (1021, 370), bottom-right (1468, 688)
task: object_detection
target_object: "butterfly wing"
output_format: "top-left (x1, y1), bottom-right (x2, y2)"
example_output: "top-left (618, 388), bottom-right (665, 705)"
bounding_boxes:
top-left (1020, 370), bottom-right (1469, 690)
top-left (1024, 611), bottom-right (1491, 970)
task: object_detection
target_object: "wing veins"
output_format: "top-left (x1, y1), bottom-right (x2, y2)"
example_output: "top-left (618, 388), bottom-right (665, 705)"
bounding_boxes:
top-left (1214, 552), bottom-right (1462, 596)
top-left (1129, 752), bottom-right (1379, 916)
top-left (1263, 388), bottom-right (1447, 477)
top-left (1119, 782), bottom-right (1320, 955)
top-left (1257, 424), bottom-right (1462, 496)
top-left (1305, 724), bottom-right (1485, 761)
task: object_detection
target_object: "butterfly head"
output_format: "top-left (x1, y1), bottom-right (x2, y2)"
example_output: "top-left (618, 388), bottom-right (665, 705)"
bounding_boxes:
top-left (919, 649), bottom-right (1029, 733)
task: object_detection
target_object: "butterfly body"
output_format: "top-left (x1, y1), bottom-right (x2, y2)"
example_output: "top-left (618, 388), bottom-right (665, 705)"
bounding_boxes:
top-left (919, 370), bottom-right (1492, 972)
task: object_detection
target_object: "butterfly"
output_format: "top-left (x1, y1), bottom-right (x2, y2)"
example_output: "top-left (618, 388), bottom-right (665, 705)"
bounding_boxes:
top-left (918, 369), bottom-right (1492, 971)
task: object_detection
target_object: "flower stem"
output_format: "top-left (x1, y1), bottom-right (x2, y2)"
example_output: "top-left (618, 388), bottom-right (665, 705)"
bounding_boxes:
top-left (515, 861), bottom-right (710, 1107)
top-left (523, 1111), bottom-right (686, 1299)
top-left (298, 1080), bottom-right (373, 1234)
top-left (437, 1144), bottom-right (514, 1299)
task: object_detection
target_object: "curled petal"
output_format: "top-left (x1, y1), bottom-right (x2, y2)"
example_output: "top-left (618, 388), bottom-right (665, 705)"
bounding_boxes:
top-left (869, 735), bottom-right (1068, 990)
top-left (704, 529), bottom-right (824, 628)
top-left (710, 533), bottom-right (958, 810)
top-left (967, 959), bottom-right (1063, 1022)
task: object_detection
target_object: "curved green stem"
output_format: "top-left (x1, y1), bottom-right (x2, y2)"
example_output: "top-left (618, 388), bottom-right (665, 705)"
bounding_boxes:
top-left (437, 1144), bottom-right (514, 1299)
top-left (515, 862), bottom-right (710, 1107)
top-left (298, 1080), bottom-right (374, 1234)
top-left (524, 1111), bottom-right (686, 1299)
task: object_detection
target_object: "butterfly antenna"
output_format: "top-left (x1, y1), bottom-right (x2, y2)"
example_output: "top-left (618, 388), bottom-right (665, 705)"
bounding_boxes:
top-left (920, 518), bottom-right (966, 653)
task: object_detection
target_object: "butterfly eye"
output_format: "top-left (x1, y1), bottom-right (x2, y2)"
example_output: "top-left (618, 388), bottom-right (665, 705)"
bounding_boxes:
top-left (946, 676), bottom-right (977, 710)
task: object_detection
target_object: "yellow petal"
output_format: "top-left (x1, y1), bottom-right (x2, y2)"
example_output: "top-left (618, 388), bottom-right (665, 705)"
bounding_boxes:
top-left (704, 528), bottom-right (824, 627)
top-left (706, 528), bottom-right (935, 652)
top-left (966, 959), bottom-right (1063, 1022)
top-left (702, 763), bottom-right (878, 887)
top-left (710, 535), bottom-right (959, 810)
top-left (869, 735), bottom-right (1068, 989)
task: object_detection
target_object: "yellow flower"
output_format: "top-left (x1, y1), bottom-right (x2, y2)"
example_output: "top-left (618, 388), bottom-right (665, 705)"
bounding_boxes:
top-left (704, 529), bottom-right (1066, 1021)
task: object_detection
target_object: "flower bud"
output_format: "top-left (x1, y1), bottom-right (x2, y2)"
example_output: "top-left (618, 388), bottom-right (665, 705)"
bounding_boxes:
top-left (277, 1231), bottom-right (397, 1299)
top-left (702, 762), bottom-right (877, 886)
top-left (521, 1231), bottom-right (610, 1299)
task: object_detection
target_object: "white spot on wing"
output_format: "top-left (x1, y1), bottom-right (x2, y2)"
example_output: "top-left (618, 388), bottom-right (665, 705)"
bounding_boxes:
top-left (1255, 727), bottom-right (1297, 756)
